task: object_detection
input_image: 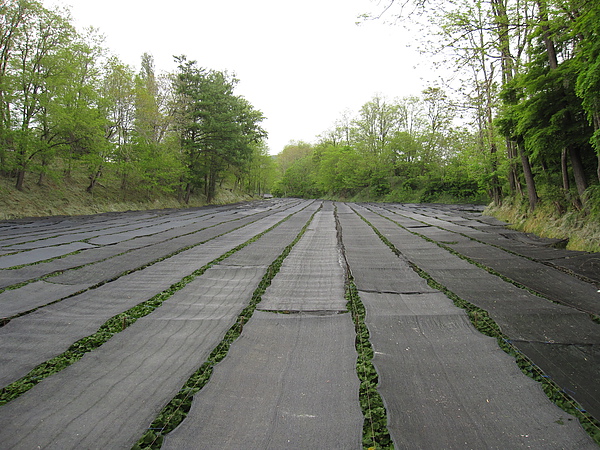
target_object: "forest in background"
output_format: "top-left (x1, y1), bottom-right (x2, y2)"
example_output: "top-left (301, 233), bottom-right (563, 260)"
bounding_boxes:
top-left (272, 89), bottom-right (489, 204)
top-left (275, 0), bottom-right (600, 208)
top-left (271, 0), bottom-right (600, 250)
top-left (1, 0), bottom-right (599, 250)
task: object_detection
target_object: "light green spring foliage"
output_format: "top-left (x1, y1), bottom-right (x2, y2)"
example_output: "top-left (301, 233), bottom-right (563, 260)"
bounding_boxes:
top-left (0, 1), bottom-right (269, 203)
top-left (273, 0), bottom-right (599, 238)
top-left (273, 92), bottom-right (490, 204)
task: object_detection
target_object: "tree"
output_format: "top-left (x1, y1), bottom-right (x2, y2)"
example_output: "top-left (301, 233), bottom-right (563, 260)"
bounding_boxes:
top-left (131, 53), bottom-right (183, 196)
top-left (5, 1), bottom-right (74, 190)
top-left (389, 131), bottom-right (425, 177)
top-left (135, 53), bottom-right (161, 146)
top-left (352, 94), bottom-right (403, 157)
top-left (42, 28), bottom-right (107, 184)
top-left (275, 141), bottom-right (313, 177)
top-left (172, 56), bottom-right (265, 203)
top-left (420, 86), bottom-right (454, 165)
top-left (316, 144), bottom-right (366, 196)
top-left (0, 0), bottom-right (28, 174)
top-left (272, 155), bottom-right (321, 198)
top-left (238, 141), bottom-right (277, 195)
top-left (319, 109), bottom-right (353, 147)
top-left (98, 57), bottom-right (136, 191)
top-left (574, 0), bottom-right (600, 182)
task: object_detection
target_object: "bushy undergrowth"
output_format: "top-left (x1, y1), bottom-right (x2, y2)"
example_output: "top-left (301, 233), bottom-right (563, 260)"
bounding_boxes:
top-left (345, 176), bottom-right (489, 205)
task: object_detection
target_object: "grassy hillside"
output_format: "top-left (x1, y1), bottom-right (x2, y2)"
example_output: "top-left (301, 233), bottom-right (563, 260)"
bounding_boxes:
top-left (486, 200), bottom-right (600, 253)
top-left (0, 174), bottom-right (254, 221)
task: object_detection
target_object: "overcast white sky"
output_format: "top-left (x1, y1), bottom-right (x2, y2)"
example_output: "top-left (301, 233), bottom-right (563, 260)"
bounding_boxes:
top-left (46, 0), bottom-right (435, 154)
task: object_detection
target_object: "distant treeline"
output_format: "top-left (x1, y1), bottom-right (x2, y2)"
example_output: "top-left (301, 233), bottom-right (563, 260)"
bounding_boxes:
top-left (272, 91), bottom-right (490, 204)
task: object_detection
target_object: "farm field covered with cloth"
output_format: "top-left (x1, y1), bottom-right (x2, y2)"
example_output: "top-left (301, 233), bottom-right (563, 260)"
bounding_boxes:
top-left (0, 199), bottom-right (598, 448)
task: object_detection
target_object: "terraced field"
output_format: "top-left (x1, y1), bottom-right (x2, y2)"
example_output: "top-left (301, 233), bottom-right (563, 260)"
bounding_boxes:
top-left (0, 199), bottom-right (599, 449)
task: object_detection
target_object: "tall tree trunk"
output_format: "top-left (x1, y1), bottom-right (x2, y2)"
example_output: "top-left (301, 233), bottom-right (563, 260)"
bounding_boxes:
top-left (87, 167), bottom-right (103, 193)
top-left (506, 140), bottom-right (522, 195)
top-left (15, 169), bottom-right (25, 191)
top-left (594, 111), bottom-right (600, 183)
top-left (37, 157), bottom-right (49, 186)
top-left (207, 168), bottom-right (216, 203)
top-left (15, 145), bottom-right (27, 190)
top-left (537, 0), bottom-right (559, 70)
top-left (177, 177), bottom-right (185, 202)
top-left (483, 83), bottom-right (501, 204)
top-left (490, 142), bottom-right (502, 205)
top-left (597, 150), bottom-right (600, 184)
top-left (561, 148), bottom-right (570, 192)
top-left (184, 182), bottom-right (192, 204)
top-left (491, 0), bottom-right (515, 203)
top-left (569, 145), bottom-right (588, 200)
top-left (560, 147), bottom-right (582, 210)
top-left (518, 142), bottom-right (538, 211)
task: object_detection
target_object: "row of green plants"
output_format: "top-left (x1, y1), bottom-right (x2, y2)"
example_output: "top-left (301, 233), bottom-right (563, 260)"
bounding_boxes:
top-left (345, 280), bottom-right (394, 450)
top-left (358, 207), bottom-right (600, 445)
top-left (335, 207), bottom-right (394, 449)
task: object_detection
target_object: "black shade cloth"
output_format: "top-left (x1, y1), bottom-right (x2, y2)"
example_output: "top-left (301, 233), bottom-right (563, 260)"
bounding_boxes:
top-left (353, 203), bottom-right (600, 422)
top-left (0, 204), bottom-right (313, 387)
top-left (0, 265), bottom-right (266, 449)
top-left (163, 312), bottom-right (363, 450)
